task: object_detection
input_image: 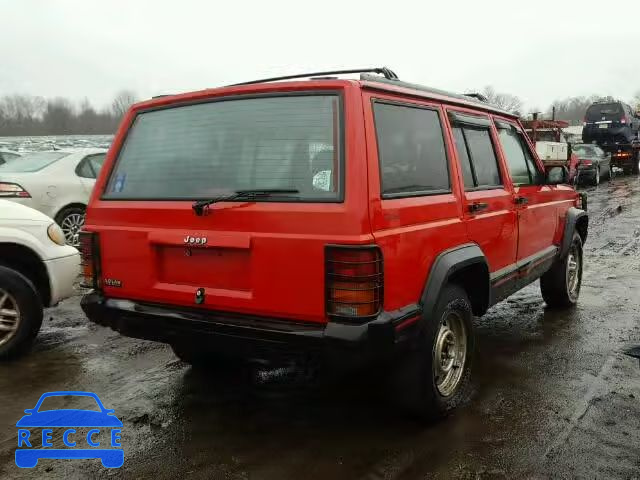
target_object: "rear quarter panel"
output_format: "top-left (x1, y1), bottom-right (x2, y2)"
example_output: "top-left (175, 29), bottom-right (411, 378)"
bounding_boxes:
top-left (362, 90), bottom-right (467, 311)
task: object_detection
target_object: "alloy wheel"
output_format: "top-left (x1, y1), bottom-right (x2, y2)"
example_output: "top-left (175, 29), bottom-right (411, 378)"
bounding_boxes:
top-left (60, 213), bottom-right (85, 247)
top-left (566, 245), bottom-right (581, 301)
top-left (0, 289), bottom-right (20, 347)
top-left (433, 310), bottom-right (468, 397)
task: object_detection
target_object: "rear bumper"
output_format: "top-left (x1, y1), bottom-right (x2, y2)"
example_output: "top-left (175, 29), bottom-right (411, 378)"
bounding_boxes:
top-left (81, 292), bottom-right (421, 363)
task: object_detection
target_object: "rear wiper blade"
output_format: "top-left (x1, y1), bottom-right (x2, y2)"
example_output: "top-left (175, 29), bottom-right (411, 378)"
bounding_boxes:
top-left (192, 189), bottom-right (300, 216)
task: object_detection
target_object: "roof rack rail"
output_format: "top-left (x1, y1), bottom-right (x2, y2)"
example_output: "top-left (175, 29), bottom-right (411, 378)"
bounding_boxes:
top-left (229, 67), bottom-right (399, 86)
top-left (463, 93), bottom-right (488, 102)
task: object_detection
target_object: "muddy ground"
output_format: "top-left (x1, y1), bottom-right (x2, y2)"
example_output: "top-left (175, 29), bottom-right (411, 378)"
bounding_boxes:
top-left (1, 176), bottom-right (640, 479)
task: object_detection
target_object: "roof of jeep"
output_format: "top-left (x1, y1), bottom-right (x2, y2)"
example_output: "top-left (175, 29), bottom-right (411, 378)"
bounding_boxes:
top-left (137, 74), bottom-right (517, 119)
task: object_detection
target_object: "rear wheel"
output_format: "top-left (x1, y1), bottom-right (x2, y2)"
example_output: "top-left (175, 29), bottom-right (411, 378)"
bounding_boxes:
top-left (632, 153), bottom-right (640, 175)
top-left (55, 206), bottom-right (86, 247)
top-left (396, 284), bottom-right (474, 420)
top-left (540, 233), bottom-right (583, 308)
top-left (0, 266), bottom-right (43, 359)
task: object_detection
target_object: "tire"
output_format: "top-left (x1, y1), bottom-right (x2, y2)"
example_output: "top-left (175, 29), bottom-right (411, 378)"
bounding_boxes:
top-left (55, 206), bottom-right (86, 247)
top-left (396, 284), bottom-right (475, 421)
top-left (0, 266), bottom-right (43, 359)
top-left (540, 233), bottom-right (583, 308)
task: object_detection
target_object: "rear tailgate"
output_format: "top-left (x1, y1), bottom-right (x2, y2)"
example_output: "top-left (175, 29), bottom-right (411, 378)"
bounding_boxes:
top-left (86, 202), bottom-right (369, 324)
top-left (86, 84), bottom-right (370, 325)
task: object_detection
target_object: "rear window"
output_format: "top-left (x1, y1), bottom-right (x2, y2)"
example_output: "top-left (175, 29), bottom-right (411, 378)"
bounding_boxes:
top-left (573, 145), bottom-right (598, 157)
top-left (585, 103), bottom-right (623, 121)
top-left (104, 95), bottom-right (342, 201)
top-left (0, 151), bottom-right (68, 172)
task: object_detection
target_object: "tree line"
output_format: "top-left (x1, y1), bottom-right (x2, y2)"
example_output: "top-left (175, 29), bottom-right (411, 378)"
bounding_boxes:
top-left (475, 86), bottom-right (640, 125)
top-left (2, 86), bottom-right (639, 136)
top-left (0, 90), bottom-right (137, 136)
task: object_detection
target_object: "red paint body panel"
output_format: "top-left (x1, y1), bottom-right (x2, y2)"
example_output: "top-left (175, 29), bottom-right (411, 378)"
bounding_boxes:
top-left (84, 78), bottom-right (580, 329)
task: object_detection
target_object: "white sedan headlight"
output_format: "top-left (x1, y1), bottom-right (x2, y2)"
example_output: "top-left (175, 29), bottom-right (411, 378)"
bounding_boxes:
top-left (47, 223), bottom-right (66, 246)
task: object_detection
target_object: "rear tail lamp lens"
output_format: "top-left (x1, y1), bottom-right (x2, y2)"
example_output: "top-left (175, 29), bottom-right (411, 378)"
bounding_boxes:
top-left (581, 159), bottom-right (592, 166)
top-left (0, 182), bottom-right (30, 198)
top-left (79, 231), bottom-right (101, 289)
top-left (326, 246), bottom-right (383, 320)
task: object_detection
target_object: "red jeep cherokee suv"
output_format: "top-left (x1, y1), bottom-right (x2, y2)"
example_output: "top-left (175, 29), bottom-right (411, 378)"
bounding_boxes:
top-left (80, 68), bottom-right (588, 418)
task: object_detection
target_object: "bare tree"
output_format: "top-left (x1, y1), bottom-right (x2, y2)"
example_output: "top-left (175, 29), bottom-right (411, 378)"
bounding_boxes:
top-left (475, 86), bottom-right (523, 115)
top-left (546, 95), bottom-right (607, 125)
top-left (111, 90), bottom-right (138, 118)
top-left (42, 97), bottom-right (75, 134)
top-left (632, 91), bottom-right (640, 111)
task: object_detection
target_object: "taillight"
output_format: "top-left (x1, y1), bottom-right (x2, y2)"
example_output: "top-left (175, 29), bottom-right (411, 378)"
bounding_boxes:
top-left (621, 117), bottom-right (628, 124)
top-left (326, 246), bottom-right (383, 320)
top-left (79, 231), bottom-right (101, 289)
top-left (0, 182), bottom-right (30, 198)
top-left (581, 159), bottom-right (592, 166)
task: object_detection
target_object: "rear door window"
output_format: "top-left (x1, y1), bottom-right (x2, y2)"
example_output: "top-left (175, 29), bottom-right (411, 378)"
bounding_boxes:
top-left (451, 117), bottom-right (502, 190)
top-left (373, 102), bottom-right (450, 197)
top-left (104, 95), bottom-right (342, 201)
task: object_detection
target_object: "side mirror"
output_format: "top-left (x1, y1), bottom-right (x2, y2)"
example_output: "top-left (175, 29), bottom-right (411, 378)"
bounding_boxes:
top-left (546, 166), bottom-right (568, 185)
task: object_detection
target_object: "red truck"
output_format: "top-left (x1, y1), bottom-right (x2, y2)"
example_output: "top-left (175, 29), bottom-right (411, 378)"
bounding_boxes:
top-left (79, 68), bottom-right (588, 419)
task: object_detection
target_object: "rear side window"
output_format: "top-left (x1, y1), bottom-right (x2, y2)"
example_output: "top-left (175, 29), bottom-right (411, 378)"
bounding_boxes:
top-left (76, 154), bottom-right (106, 179)
top-left (452, 125), bottom-right (502, 189)
top-left (373, 102), bottom-right (450, 197)
top-left (104, 95), bottom-right (342, 201)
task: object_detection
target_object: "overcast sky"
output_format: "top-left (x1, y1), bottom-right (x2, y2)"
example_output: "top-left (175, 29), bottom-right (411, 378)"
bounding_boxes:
top-left (2, 0), bottom-right (639, 111)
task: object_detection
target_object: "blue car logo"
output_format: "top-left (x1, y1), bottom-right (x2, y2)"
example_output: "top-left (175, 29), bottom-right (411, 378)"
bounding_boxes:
top-left (15, 391), bottom-right (123, 468)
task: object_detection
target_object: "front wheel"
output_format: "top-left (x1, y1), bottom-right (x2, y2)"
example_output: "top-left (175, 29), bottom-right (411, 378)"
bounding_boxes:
top-left (0, 266), bottom-right (43, 359)
top-left (540, 233), bottom-right (583, 308)
top-left (396, 284), bottom-right (475, 421)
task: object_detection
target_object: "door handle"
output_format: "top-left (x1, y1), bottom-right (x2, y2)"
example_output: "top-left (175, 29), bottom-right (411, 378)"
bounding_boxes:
top-left (515, 196), bottom-right (529, 205)
top-left (468, 202), bottom-right (489, 213)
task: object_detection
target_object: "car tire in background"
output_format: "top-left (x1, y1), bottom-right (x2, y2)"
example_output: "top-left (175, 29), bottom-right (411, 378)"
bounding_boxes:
top-left (540, 233), bottom-right (583, 308)
top-left (395, 284), bottom-right (475, 421)
top-left (55, 206), bottom-right (86, 247)
top-left (0, 266), bottom-right (44, 359)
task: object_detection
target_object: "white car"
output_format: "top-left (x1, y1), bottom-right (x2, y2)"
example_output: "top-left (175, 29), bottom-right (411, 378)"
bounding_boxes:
top-left (0, 150), bottom-right (21, 166)
top-left (0, 200), bottom-right (80, 358)
top-left (0, 148), bottom-right (107, 245)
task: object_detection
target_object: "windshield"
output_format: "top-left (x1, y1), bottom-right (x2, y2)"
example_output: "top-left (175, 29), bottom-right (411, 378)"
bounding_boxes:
top-left (104, 95), bottom-right (342, 201)
top-left (585, 103), bottom-right (623, 121)
top-left (0, 151), bottom-right (68, 172)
